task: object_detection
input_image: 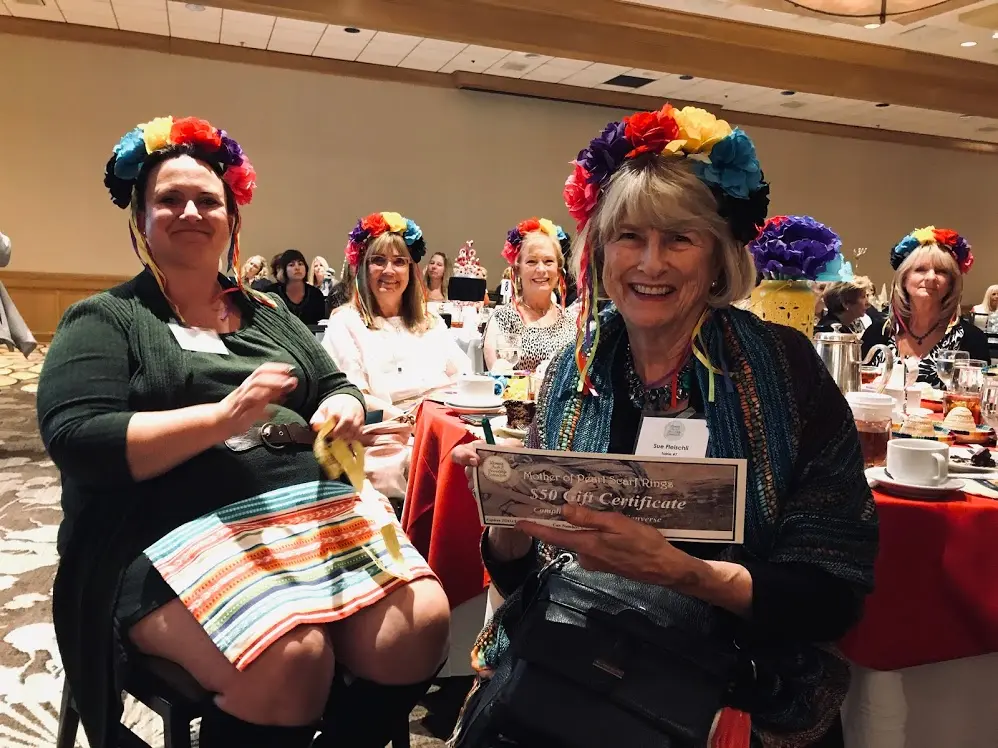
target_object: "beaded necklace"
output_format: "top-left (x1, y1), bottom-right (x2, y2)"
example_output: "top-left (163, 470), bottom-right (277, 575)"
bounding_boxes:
top-left (624, 344), bottom-right (694, 413)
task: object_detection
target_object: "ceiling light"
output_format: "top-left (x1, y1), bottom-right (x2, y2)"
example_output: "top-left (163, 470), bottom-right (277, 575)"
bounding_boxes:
top-left (184, 3), bottom-right (204, 10)
top-left (992, 32), bottom-right (998, 39)
top-left (864, 23), bottom-right (881, 29)
top-left (780, 90), bottom-right (796, 96)
top-left (875, 102), bottom-right (890, 107)
top-left (961, 41), bottom-right (977, 47)
top-left (783, 0), bottom-right (950, 25)
top-left (678, 74), bottom-right (694, 80)
top-left (344, 27), bottom-right (361, 34)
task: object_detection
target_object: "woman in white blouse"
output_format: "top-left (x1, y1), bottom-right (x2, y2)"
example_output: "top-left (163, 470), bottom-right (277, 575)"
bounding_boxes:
top-left (323, 212), bottom-right (471, 416)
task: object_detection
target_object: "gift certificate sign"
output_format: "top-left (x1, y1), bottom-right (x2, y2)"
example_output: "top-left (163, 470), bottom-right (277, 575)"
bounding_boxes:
top-left (472, 446), bottom-right (746, 543)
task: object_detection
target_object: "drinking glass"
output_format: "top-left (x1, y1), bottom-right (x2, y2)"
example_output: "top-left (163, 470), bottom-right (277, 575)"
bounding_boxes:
top-left (935, 350), bottom-right (969, 391)
top-left (495, 333), bottom-right (522, 369)
top-left (945, 359), bottom-right (987, 425)
top-left (981, 375), bottom-right (998, 432)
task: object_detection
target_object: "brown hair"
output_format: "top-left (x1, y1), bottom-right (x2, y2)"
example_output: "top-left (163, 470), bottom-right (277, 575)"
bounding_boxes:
top-left (569, 157), bottom-right (755, 308)
top-left (823, 281), bottom-right (866, 316)
top-left (354, 232), bottom-right (431, 332)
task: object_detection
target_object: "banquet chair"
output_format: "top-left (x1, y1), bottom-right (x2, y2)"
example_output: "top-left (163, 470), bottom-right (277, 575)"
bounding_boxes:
top-left (55, 654), bottom-right (412, 748)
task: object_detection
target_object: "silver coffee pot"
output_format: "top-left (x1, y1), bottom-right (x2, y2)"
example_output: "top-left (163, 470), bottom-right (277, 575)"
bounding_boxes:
top-left (813, 324), bottom-right (895, 394)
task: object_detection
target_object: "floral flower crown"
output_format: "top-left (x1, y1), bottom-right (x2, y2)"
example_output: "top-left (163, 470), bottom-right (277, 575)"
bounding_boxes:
top-left (103, 116), bottom-right (267, 324)
top-left (502, 218), bottom-right (570, 266)
top-left (890, 226), bottom-right (973, 274)
top-left (345, 212), bottom-right (425, 270)
top-left (563, 104), bottom-right (770, 244)
top-left (749, 215), bottom-right (852, 283)
top-left (566, 103), bottom-right (770, 398)
top-left (104, 116), bottom-right (256, 209)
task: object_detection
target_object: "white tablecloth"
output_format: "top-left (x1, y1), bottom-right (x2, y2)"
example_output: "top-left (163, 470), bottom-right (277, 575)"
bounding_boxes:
top-left (842, 654), bottom-right (998, 748)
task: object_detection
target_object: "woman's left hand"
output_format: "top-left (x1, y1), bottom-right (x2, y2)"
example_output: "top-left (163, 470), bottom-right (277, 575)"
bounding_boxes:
top-left (311, 393), bottom-right (365, 442)
top-left (518, 504), bottom-right (698, 588)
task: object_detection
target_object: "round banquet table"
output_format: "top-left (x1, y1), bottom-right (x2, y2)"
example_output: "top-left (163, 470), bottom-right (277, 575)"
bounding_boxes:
top-left (839, 487), bottom-right (998, 748)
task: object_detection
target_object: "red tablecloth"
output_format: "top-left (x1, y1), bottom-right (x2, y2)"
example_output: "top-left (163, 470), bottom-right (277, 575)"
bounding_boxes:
top-left (839, 489), bottom-right (998, 671)
top-left (401, 401), bottom-right (490, 608)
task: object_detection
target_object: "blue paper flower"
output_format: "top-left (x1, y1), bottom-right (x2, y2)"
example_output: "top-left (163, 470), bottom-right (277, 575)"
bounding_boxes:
top-left (815, 254), bottom-right (855, 282)
top-left (555, 225), bottom-right (569, 243)
top-left (695, 129), bottom-right (762, 200)
top-left (112, 127), bottom-right (147, 180)
top-left (890, 234), bottom-right (921, 271)
top-left (403, 219), bottom-right (422, 247)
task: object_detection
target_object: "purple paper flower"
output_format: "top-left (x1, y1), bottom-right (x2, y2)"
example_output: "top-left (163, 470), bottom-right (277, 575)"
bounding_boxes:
top-left (218, 131), bottom-right (245, 167)
top-left (578, 121), bottom-right (632, 186)
top-left (506, 228), bottom-right (522, 248)
top-left (749, 215), bottom-right (843, 281)
top-left (348, 221), bottom-right (369, 247)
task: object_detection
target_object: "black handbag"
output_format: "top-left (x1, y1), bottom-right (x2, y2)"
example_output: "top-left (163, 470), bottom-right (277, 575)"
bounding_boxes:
top-left (454, 553), bottom-right (739, 748)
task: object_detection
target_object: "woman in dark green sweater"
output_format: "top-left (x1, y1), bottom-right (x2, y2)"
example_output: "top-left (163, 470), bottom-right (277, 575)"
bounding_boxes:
top-left (37, 117), bottom-right (449, 748)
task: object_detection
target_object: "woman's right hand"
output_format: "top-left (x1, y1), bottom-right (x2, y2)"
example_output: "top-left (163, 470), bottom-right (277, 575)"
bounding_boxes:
top-left (452, 440), bottom-right (532, 559)
top-left (214, 362), bottom-right (298, 438)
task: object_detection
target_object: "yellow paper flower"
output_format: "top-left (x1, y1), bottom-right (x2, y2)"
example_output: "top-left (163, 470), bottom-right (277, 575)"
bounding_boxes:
top-left (140, 117), bottom-right (173, 154)
top-left (912, 226), bottom-right (936, 245)
top-left (538, 218), bottom-right (559, 239)
top-left (382, 212), bottom-right (407, 234)
top-left (673, 107), bottom-right (733, 154)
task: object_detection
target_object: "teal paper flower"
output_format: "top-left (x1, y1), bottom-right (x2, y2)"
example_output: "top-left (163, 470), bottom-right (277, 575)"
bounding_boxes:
top-left (403, 219), bottom-right (422, 247)
top-left (815, 254), bottom-right (855, 282)
top-left (112, 127), bottom-right (147, 180)
top-left (695, 129), bottom-right (762, 199)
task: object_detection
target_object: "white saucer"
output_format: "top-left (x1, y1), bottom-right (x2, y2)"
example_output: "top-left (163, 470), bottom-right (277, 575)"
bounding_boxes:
top-left (445, 395), bottom-right (505, 413)
top-left (866, 467), bottom-right (964, 500)
top-left (948, 447), bottom-right (998, 474)
top-left (491, 415), bottom-right (527, 439)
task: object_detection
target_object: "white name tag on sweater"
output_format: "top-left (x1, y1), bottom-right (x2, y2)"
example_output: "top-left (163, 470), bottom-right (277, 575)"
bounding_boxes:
top-left (169, 324), bottom-right (230, 354)
top-left (635, 417), bottom-right (709, 458)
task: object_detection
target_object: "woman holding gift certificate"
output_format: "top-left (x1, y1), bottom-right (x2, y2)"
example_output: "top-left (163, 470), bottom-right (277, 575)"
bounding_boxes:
top-left (453, 104), bottom-right (878, 748)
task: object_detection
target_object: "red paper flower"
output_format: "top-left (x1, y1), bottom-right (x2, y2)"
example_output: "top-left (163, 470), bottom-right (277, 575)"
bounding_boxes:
top-left (345, 241), bottom-right (362, 269)
top-left (563, 162), bottom-right (599, 231)
top-left (170, 117), bottom-right (222, 150)
top-left (932, 228), bottom-right (960, 248)
top-left (960, 254), bottom-right (974, 274)
top-left (623, 106), bottom-right (679, 158)
top-left (767, 215), bottom-right (789, 228)
top-left (361, 213), bottom-right (390, 236)
top-left (517, 218), bottom-right (541, 236)
top-left (501, 241), bottom-right (519, 265)
top-left (223, 161), bottom-right (256, 205)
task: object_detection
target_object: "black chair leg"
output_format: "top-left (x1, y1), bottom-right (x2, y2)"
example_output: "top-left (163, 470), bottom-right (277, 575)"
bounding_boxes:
top-left (389, 712), bottom-right (411, 748)
top-left (163, 709), bottom-right (194, 748)
top-left (55, 680), bottom-right (79, 748)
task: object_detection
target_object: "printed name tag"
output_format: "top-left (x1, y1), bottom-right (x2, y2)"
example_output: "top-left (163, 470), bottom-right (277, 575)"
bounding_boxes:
top-left (169, 323), bottom-right (230, 355)
top-left (634, 417), bottom-right (709, 458)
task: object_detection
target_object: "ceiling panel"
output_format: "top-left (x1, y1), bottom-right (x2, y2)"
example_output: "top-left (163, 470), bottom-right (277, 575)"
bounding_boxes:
top-left (6, 0), bottom-right (65, 22)
top-left (266, 17), bottom-right (324, 54)
top-left (559, 62), bottom-right (631, 87)
top-left (220, 9), bottom-right (273, 49)
top-left (484, 50), bottom-right (552, 78)
top-left (114, 11), bottom-right (169, 35)
top-left (167, 1), bottom-right (220, 42)
top-left (57, 0), bottom-right (117, 27)
top-left (438, 45), bottom-right (510, 73)
top-left (397, 39), bottom-right (465, 71)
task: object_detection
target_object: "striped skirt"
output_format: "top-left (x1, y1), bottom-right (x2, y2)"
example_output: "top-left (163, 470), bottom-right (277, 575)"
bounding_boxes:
top-left (144, 479), bottom-right (435, 670)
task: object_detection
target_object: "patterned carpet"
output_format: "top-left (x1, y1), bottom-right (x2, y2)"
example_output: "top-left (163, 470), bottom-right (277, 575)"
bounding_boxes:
top-left (0, 346), bottom-right (449, 747)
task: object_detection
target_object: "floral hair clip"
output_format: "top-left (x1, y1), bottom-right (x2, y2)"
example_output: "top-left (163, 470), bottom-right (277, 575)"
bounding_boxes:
top-left (501, 218), bottom-right (570, 266)
top-left (104, 116), bottom-right (256, 209)
top-left (890, 226), bottom-right (973, 274)
top-left (749, 216), bottom-right (852, 282)
top-left (345, 212), bottom-right (425, 270)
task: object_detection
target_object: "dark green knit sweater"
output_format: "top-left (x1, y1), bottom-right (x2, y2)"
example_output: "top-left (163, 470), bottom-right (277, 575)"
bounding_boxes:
top-left (37, 269), bottom-right (362, 748)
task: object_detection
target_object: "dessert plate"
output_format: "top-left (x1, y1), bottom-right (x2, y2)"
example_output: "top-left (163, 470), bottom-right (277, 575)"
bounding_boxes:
top-left (491, 415), bottom-right (527, 439)
top-left (866, 467), bottom-right (964, 500)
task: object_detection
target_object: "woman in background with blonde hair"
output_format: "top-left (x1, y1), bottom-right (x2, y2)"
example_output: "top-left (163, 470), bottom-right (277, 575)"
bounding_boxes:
top-left (240, 254), bottom-right (268, 285)
top-left (972, 284), bottom-right (998, 315)
top-left (424, 251), bottom-right (450, 302)
top-left (322, 212), bottom-right (470, 416)
top-left (862, 227), bottom-right (988, 387)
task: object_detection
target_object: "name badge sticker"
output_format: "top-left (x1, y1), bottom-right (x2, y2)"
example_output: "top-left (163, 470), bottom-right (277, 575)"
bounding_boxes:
top-left (634, 417), bottom-right (709, 458)
top-left (168, 324), bottom-right (230, 355)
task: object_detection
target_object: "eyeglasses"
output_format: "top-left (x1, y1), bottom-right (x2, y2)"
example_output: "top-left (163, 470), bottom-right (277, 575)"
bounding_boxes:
top-left (369, 256), bottom-right (411, 270)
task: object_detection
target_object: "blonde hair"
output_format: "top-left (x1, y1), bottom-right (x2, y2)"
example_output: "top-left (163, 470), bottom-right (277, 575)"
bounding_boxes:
top-left (889, 244), bottom-right (963, 334)
top-left (240, 255), bottom-right (268, 283)
top-left (569, 157), bottom-right (755, 309)
top-left (853, 275), bottom-right (875, 297)
top-left (514, 231), bottom-right (564, 299)
top-left (354, 233), bottom-right (430, 332)
top-left (308, 255), bottom-right (329, 285)
top-left (981, 284), bottom-right (998, 313)
top-left (423, 251), bottom-right (451, 297)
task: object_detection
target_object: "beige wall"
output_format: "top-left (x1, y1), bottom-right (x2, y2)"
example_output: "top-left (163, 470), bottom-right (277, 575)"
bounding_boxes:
top-left (2, 32), bottom-right (997, 302)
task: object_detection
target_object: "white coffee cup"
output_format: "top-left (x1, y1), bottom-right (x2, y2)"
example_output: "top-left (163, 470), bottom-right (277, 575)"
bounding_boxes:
top-left (455, 374), bottom-right (496, 402)
top-left (886, 439), bottom-right (949, 486)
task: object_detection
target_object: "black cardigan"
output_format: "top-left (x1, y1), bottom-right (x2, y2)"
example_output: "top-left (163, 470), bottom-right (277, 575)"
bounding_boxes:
top-left (38, 270), bottom-right (362, 748)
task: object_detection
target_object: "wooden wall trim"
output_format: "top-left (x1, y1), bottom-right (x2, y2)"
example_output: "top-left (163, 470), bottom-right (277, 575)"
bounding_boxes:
top-left (0, 271), bottom-right (131, 343)
top-left (2, 18), bottom-right (997, 156)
